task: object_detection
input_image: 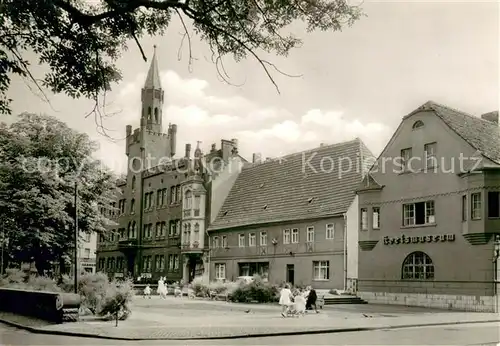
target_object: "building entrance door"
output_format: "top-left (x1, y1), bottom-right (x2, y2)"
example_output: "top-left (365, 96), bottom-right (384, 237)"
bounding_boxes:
top-left (286, 264), bottom-right (294, 285)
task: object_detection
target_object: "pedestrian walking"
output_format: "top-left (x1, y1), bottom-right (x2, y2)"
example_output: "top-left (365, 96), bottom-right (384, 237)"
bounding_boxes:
top-left (143, 284), bottom-right (151, 299)
top-left (279, 283), bottom-right (293, 317)
top-left (305, 285), bottom-right (319, 313)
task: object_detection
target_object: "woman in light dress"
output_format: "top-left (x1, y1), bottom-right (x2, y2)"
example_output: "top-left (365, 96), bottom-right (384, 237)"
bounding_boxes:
top-left (157, 277), bottom-right (167, 299)
top-left (279, 283), bottom-right (292, 317)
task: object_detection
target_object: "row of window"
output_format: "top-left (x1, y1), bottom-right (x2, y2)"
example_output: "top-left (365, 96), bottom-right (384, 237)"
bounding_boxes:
top-left (211, 225), bottom-right (336, 249)
top-left (98, 254), bottom-right (180, 272)
top-left (141, 254), bottom-right (180, 272)
top-left (182, 222), bottom-right (201, 244)
top-left (99, 219), bottom-right (181, 243)
top-left (183, 191), bottom-right (201, 217)
top-left (400, 142), bottom-right (437, 171)
top-left (361, 191), bottom-right (500, 231)
top-left (98, 257), bottom-right (125, 271)
top-left (214, 260), bottom-right (331, 281)
top-left (112, 185), bottom-right (183, 217)
top-left (214, 252), bottom-right (433, 282)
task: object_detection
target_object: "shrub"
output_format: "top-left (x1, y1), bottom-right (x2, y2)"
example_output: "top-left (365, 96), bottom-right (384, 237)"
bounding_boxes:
top-left (98, 279), bottom-right (135, 326)
top-left (0, 268), bottom-right (27, 288)
top-left (78, 272), bottom-right (110, 314)
top-left (208, 280), bottom-right (227, 294)
top-left (229, 276), bottom-right (278, 303)
top-left (191, 276), bottom-right (210, 297)
top-left (25, 275), bottom-right (62, 292)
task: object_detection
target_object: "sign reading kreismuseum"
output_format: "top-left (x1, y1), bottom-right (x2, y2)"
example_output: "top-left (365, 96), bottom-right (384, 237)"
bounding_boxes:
top-left (383, 234), bottom-right (455, 245)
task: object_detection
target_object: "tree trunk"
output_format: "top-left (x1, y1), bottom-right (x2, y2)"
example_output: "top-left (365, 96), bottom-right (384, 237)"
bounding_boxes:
top-left (115, 312), bottom-right (118, 327)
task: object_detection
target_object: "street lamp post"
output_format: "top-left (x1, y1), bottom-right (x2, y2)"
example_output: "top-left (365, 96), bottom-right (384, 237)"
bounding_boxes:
top-left (74, 181), bottom-right (78, 293)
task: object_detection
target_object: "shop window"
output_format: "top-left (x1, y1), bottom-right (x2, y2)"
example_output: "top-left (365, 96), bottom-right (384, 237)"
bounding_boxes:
top-left (401, 251), bottom-right (434, 280)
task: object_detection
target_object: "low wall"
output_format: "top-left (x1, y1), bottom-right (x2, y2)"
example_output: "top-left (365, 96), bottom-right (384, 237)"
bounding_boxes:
top-left (359, 291), bottom-right (497, 312)
top-left (0, 288), bottom-right (81, 323)
top-left (358, 279), bottom-right (499, 312)
top-left (134, 284), bottom-right (179, 295)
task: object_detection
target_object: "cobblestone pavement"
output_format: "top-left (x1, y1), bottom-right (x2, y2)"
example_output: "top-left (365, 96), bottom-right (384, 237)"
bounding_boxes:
top-left (0, 296), bottom-right (499, 340)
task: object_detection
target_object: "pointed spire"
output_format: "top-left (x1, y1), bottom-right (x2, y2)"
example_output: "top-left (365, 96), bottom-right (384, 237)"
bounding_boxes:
top-left (144, 45), bottom-right (161, 89)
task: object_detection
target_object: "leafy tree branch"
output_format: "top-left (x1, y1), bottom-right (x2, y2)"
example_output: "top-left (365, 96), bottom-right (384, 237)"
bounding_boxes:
top-left (0, 0), bottom-right (364, 116)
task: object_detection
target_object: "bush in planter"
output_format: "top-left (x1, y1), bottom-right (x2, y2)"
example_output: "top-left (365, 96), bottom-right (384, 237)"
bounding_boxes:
top-left (98, 279), bottom-right (134, 326)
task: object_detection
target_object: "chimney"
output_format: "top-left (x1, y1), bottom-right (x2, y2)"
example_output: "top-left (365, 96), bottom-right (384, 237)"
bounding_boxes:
top-left (170, 124), bottom-right (177, 157)
top-left (185, 143), bottom-right (191, 158)
top-left (481, 111), bottom-right (499, 124)
top-left (320, 143), bottom-right (325, 147)
top-left (221, 139), bottom-right (233, 161)
top-left (252, 153), bottom-right (262, 164)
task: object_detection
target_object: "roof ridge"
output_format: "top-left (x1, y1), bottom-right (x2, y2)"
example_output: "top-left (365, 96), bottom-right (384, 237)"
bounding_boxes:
top-left (240, 138), bottom-right (361, 171)
top-left (280, 137), bottom-right (360, 159)
top-left (428, 101), bottom-right (495, 125)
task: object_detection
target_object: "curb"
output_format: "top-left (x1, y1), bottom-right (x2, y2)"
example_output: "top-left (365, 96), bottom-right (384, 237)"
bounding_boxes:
top-left (1, 317), bottom-right (500, 340)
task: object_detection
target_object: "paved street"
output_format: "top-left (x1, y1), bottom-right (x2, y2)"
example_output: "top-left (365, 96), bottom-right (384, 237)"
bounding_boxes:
top-left (1, 296), bottom-right (499, 340)
top-left (1, 321), bottom-right (499, 345)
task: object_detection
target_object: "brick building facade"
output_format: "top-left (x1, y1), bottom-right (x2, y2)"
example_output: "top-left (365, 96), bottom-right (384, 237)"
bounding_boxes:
top-left (96, 48), bottom-right (245, 283)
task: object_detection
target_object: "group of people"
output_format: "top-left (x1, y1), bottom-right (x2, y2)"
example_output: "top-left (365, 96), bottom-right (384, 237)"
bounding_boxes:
top-left (279, 284), bottom-right (319, 317)
top-left (143, 278), bottom-right (184, 299)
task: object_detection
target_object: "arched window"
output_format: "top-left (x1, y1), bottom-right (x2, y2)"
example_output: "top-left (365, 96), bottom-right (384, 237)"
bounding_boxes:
top-left (131, 176), bottom-right (136, 189)
top-left (127, 222), bottom-right (131, 238)
top-left (412, 120), bottom-right (424, 130)
top-left (154, 107), bottom-right (159, 123)
top-left (147, 107), bottom-right (152, 120)
top-left (130, 199), bottom-right (135, 213)
top-left (402, 251), bottom-right (434, 280)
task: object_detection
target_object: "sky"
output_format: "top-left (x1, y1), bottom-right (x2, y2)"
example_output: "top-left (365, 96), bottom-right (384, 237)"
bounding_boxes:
top-left (5, 0), bottom-right (499, 174)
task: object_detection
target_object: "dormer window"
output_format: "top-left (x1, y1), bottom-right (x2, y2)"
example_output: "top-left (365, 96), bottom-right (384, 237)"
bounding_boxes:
top-left (412, 120), bottom-right (424, 130)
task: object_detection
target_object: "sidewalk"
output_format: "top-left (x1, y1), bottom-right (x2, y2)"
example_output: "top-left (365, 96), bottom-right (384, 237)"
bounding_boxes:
top-left (1, 297), bottom-right (499, 340)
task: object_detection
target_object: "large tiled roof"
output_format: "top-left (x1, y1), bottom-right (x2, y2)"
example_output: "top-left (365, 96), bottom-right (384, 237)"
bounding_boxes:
top-left (419, 101), bottom-right (500, 164)
top-left (208, 138), bottom-right (375, 231)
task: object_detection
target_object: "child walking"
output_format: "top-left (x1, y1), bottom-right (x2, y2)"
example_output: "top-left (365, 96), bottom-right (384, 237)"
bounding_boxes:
top-left (143, 284), bottom-right (151, 299)
top-left (279, 283), bottom-right (292, 317)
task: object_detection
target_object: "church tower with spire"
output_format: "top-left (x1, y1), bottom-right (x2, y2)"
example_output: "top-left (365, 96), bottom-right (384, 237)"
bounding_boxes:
top-left (126, 46), bottom-right (177, 169)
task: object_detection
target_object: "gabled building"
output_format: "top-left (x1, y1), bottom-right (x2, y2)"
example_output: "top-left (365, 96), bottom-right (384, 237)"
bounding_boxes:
top-left (207, 139), bottom-right (374, 290)
top-left (356, 101), bottom-right (500, 312)
top-left (96, 48), bottom-right (246, 283)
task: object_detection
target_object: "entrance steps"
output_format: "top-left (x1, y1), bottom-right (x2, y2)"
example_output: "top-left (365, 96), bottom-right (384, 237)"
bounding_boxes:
top-left (323, 295), bottom-right (368, 305)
